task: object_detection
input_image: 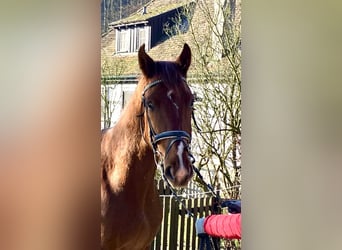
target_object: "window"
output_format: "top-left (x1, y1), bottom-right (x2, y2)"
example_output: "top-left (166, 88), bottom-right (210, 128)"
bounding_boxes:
top-left (117, 29), bottom-right (130, 53)
top-left (137, 27), bottom-right (146, 50)
top-left (116, 25), bottom-right (150, 54)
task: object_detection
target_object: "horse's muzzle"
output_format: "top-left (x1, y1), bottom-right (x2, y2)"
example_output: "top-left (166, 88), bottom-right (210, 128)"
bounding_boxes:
top-left (164, 141), bottom-right (193, 187)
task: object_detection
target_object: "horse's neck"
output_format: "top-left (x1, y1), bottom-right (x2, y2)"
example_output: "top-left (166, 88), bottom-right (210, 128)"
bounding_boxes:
top-left (104, 93), bottom-right (156, 197)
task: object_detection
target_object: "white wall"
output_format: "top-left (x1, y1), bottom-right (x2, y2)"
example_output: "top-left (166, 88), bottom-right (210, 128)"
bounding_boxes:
top-left (101, 82), bottom-right (137, 129)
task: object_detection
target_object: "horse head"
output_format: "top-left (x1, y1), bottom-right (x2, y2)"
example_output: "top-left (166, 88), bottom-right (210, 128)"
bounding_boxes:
top-left (138, 43), bottom-right (194, 187)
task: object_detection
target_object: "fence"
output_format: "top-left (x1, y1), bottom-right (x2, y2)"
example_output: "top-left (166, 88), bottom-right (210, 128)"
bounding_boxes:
top-left (150, 180), bottom-right (221, 250)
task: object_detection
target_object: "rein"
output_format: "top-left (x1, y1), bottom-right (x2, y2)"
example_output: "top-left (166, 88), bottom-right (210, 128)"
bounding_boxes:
top-left (138, 79), bottom-right (220, 217)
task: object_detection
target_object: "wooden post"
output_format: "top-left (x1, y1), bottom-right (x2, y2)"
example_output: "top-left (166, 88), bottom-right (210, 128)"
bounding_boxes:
top-left (162, 182), bottom-right (171, 250)
top-left (179, 200), bottom-right (186, 249)
top-left (168, 198), bottom-right (179, 249)
top-left (185, 199), bottom-right (192, 249)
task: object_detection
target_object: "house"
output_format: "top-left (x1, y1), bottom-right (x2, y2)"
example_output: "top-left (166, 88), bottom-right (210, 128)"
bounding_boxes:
top-left (111, 1), bottom-right (195, 54)
top-left (101, 0), bottom-right (196, 75)
top-left (101, 0), bottom-right (241, 127)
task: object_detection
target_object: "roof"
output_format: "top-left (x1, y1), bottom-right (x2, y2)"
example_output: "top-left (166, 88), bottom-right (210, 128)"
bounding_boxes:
top-left (102, 0), bottom-right (241, 76)
top-left (101, 0), bottom-right (203, 75)
top-left (110, 0), bottom-right (190, 27)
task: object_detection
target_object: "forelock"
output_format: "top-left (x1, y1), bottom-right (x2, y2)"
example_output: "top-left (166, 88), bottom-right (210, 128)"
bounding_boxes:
top-left (155, 61), bottom-right (183, 88)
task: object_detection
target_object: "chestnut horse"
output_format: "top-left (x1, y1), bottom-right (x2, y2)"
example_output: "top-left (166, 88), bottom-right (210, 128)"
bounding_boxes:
top-left (101, 44), bottom-right (195, 249)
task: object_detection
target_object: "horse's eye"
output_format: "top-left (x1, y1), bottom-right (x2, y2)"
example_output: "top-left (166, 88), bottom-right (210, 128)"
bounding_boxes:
top-left (147, 101), bottom-right (154, 110)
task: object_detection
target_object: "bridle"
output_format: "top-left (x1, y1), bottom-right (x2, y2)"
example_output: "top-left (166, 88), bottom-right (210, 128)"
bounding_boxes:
top-left (139, 79), bottom-right (195, 168)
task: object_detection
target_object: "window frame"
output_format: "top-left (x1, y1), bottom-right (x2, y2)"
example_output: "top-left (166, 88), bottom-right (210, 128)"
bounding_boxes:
top-left (115, 24), bottom-right (150, 54)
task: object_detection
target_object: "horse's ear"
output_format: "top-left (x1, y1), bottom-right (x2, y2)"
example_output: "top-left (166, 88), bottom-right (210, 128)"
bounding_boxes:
top-left (138, 44), bottom-right (155, 78)
top-left (176, 43), bottom-right (192, 76)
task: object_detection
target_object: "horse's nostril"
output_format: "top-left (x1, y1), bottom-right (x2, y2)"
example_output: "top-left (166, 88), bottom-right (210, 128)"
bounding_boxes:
top-left (165, 166), bottom-right (175, 181)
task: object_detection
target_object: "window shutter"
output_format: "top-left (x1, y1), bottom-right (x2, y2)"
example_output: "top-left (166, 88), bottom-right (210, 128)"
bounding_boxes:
top-left (145, 26), bottom-right (151, 51)
top-left (115, 29), bottom-right (120, 53)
